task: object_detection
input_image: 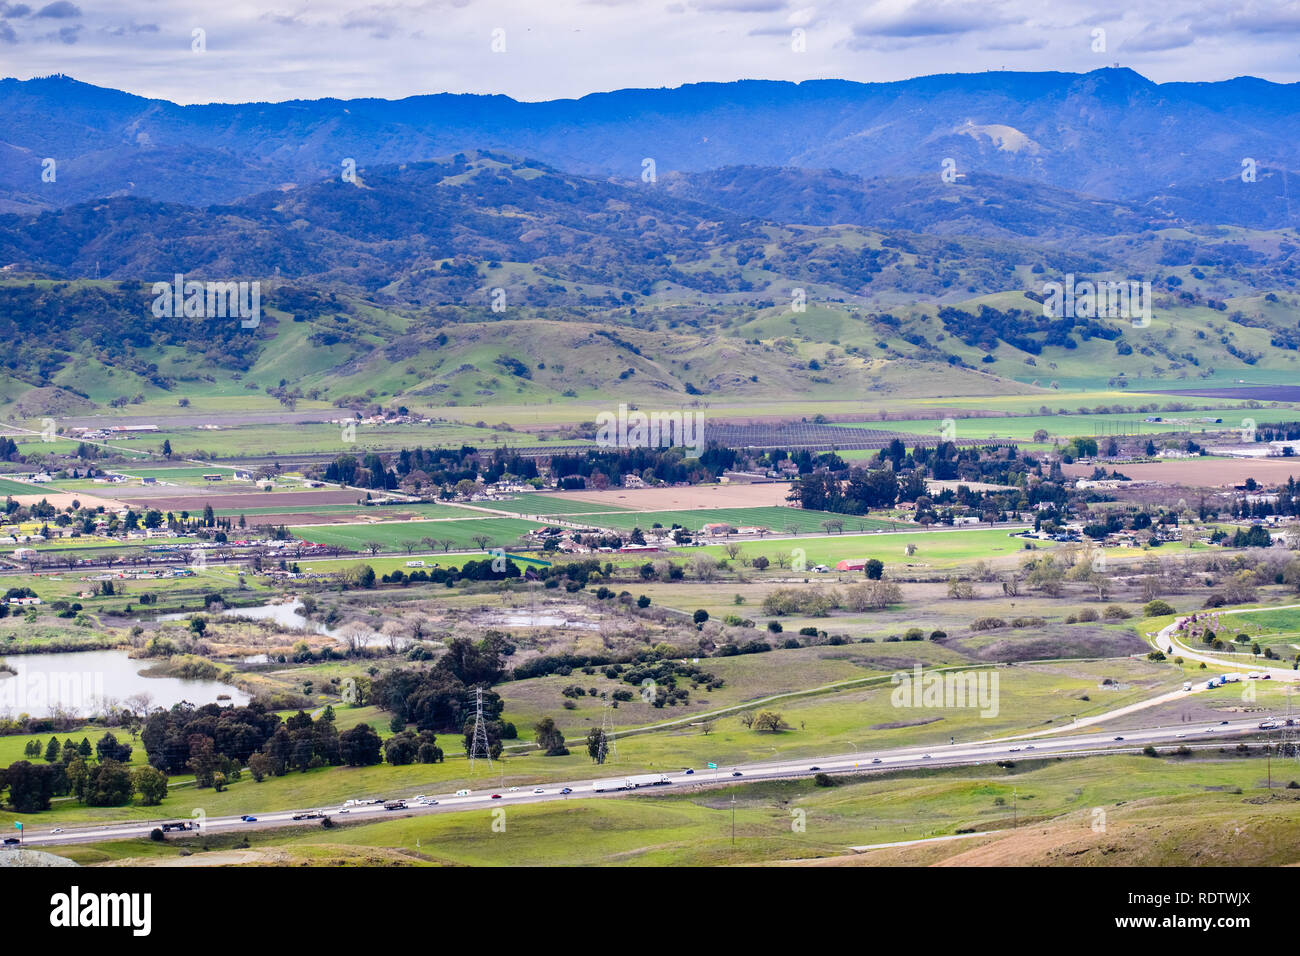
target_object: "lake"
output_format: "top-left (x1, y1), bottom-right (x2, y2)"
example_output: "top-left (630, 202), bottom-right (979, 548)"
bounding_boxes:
top-left (0, 648), bottom-right (250, 717)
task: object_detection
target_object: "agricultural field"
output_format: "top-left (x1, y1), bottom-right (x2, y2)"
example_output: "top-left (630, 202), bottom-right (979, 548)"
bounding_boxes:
top-left (0, 476), bottom-right (44, 495)
top-left (689, 526), bottom-right (1045, 570)
top-left (1061, 457), bottom-right (1300, 487)
top-left (553, 482), bottom-right (795, 511)
top-left (290, 517), bottom-right (540, 552)
top-left (212, 501), bottom-right (482, 521)
top-left (478, 496), bottom-right (633, 516)
top-left (577, 506), bottom-right (897, 535)
top-left (831, 408), bottom-right (1256, 443)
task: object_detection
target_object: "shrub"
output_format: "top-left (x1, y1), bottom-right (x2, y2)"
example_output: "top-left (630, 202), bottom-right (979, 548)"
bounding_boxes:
top-left (1143, 600), bottom-right (1176, 617)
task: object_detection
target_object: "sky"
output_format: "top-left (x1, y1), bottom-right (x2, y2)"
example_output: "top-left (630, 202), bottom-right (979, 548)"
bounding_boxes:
top-left (0, 0), bottom-right (1298, 104)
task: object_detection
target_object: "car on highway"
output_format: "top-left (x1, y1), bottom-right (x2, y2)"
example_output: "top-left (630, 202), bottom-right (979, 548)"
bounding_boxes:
top-left (533, 788), bottom-right (545, 794)
top-left (871, 758), bottom-right (882, 764)
top-left (732, 771), bottom-right (743, 777)
top-left (241, 815), bottom-right (257, 822)
top-left (2, 837), bottom-right (19, 846)
top-left (809, 766), bottom-right (821, 771)
top-left (1176, 733), bottom-right (1186, 738)
top-left (509, 786), bottom-right (520, 792)
top-left (455, 789), bottom-right (471, 796)
top-left (1025, 745), bottom-right (1035, 750)
top-left (1009, 747), bottom-right (1021, 752)
top-left (1113, 736), bottom-right (1124, 741)
top-left (51, 828), bottom-right (63, 834)
top-left (683, 768), bottom-right (694, 775)
top-left (1204, 728), bottom-right (1215, 733)
top-left (491, 794), bottom-right (502, 799)
top-left (922, 754), bottom-right (933, 759)
top-left (560, 787), bottom-right (573, 794)
top-left (1221, 720), bottom-right (1230, 725)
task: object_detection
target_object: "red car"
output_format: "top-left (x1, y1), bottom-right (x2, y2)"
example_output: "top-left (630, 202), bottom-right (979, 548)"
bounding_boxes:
top-left (491, 794), bottom-right (502, 799)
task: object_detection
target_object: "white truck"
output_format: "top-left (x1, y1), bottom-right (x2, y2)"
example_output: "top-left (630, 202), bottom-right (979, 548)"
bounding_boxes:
top-left (592, 774), bottom-right (671, 792)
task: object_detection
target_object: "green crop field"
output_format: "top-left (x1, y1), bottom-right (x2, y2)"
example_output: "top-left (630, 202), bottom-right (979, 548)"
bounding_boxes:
top-left (213, 502), bottom-right (480, 519)
top-left (579, 506), bottom-right (897, 535)
top-left (832, 407), bottom-right (1257, 443)
top-left (479, 496), bottom-right (632, 516)
top-left (290, 517), bottom-right (540, 552)
top-left (115, 466), bottom-right (242, 481)
top-left (0, 476), bottom-right (43, 495)
top-left (688, 526), bottom-right (1042, 569)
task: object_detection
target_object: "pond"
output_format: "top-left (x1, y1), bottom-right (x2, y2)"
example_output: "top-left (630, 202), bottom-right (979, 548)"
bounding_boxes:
top-left (0, 648), bottom-right (250, 717)
top-left (159, 599), bottom-right (400, 649)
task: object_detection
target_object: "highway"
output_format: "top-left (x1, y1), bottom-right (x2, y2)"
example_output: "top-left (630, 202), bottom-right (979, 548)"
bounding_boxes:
top-left (11, 712), bottom-right (1285, 850)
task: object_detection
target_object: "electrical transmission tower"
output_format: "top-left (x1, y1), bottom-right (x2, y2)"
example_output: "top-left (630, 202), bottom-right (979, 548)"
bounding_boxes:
top-left (597, 695), bottom-right (619, 764)
top-left (1281, 689), bottom-right (1299, 765)
top-left (468, 686), bottom-right (493, 771)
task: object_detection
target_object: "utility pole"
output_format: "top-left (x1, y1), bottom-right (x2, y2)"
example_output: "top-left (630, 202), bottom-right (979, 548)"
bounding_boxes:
top-left (598, 696), bottom-right (618, 764)
top-left (731, 793), bottom-right (736, 846)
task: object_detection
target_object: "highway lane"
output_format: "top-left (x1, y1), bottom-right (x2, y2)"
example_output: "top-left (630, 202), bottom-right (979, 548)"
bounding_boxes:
top-left (11, 713), bottom-right (1286, 850)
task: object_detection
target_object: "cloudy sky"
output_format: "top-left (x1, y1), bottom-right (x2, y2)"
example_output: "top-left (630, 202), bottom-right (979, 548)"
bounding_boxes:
top-left (1, 0), bottom-right (1298, 104)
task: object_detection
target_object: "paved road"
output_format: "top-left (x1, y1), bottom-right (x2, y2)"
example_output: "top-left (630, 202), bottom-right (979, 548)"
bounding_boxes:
top-left (12, 713), bottom-right (1283, 850)
top-left (1157, 606), bottom-right (1300, 680)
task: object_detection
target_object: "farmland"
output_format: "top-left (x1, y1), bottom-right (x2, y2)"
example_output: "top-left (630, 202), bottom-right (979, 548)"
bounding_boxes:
top-left (289, 517), bottom-right (540, 552)
top-left (577, 506), bottom-right (898, 535)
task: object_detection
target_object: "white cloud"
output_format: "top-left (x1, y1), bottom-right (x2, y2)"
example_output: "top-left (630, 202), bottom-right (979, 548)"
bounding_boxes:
top-left (0, 0), bottom-right (1296, 102)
